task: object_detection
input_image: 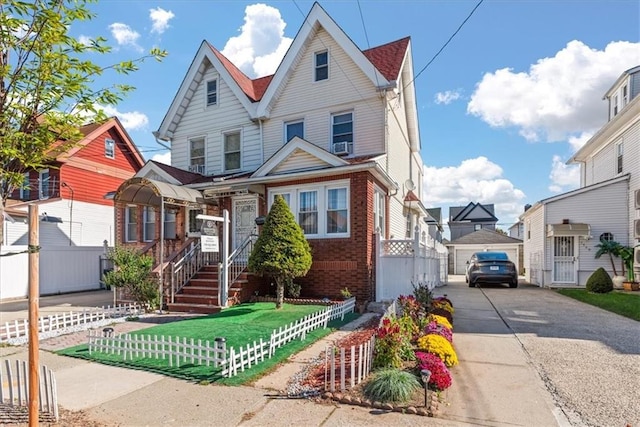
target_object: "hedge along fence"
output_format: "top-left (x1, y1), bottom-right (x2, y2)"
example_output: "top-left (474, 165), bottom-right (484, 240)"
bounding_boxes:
top-left (86, 298), bottom-right (357, 378)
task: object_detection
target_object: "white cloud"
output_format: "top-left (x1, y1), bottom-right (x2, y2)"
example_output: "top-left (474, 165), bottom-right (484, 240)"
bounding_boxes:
top-left (423, 157), bottom-right (526, 225)
top-left (108, 23), bottom-right (142, 52)
top-left (149, 8), bottom-right (175, 35)
top-left (567, 131), bottom-right (593, 152)
top-left (467, 40), bottom-right (640, 143)
top-left (100, 105), bottom-right (149, 130)
top-left (221, 3), bottom-right (293, 78)
top-left (548, 155), bottom-right (580, 193)
top-left (151, 151), bottom-right (171, 165)
top-left (434, 90), bottom-right (462, 105)
top-left (77, 35), bottom-right (92, 46)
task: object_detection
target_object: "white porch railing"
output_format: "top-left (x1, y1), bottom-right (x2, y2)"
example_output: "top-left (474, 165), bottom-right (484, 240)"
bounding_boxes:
top-left (170, 240), bottom-right (220, 303)
top-left (375, 228), bottom-right (448, 302)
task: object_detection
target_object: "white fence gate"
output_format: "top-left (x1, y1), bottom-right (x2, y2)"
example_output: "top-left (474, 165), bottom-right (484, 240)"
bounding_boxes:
top-left (375, 229), bottom-right (448, 302)
top-left (0, 245), bottom-right (108, 300)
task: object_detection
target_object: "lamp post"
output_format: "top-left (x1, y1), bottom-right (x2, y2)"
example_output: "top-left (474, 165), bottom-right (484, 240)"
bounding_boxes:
top-left (420, 369), bottom-right (431, 408)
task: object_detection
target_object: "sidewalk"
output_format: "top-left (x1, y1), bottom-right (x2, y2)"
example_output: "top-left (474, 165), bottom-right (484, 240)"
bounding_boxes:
top-left (0, 281), bottom-right (567, 426)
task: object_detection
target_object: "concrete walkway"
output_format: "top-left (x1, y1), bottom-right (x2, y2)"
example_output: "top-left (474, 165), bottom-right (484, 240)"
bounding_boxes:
top-left (0, 280), bottom-right (574, 426)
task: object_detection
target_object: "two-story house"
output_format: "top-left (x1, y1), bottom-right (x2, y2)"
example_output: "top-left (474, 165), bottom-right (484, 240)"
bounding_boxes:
top-left (113, 3), bottom-right (430, 309)
top-left (521, 65), bottom-right (640, 287)
top-left (448, 202), bottom-right (498, 240)
top-left (4, 117), bottom-right (145, 246)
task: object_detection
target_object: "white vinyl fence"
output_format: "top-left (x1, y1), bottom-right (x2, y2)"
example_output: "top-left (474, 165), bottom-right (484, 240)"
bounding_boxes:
top-left (0, 360), bottom-right (58, 421)
top-left (376, 229), bottom-right (448, 302)
top-left (0, 245), bottom-right (108, 300)
top-left (0, 303), bottom-right (142, 344)
top-left (86, 298), bottom-right (357, 378)
top-left (325, 335), bottom-right (375, 392)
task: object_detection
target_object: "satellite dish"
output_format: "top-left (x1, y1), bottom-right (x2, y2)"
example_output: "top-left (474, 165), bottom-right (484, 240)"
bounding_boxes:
top-left (405, 179), bottom-right (415, 191)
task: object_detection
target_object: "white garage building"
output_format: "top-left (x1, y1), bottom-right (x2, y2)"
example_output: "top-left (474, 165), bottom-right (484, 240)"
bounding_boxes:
top-left (447, 229), bottom-right (524, 275)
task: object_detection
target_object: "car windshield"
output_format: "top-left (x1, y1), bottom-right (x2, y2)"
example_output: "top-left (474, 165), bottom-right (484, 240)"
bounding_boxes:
top-left (476, 252), bottom-right (509, 261)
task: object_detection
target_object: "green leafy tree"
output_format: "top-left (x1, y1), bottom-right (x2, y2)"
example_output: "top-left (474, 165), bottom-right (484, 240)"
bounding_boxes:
top-left (103, 246), bottom-right (160, 310)
top-left (0, 0), bottom-right (167, 246)
top-left (248, 195), bottom-right (312, 309)
top-left (594, 239), bottom-right (623, 276)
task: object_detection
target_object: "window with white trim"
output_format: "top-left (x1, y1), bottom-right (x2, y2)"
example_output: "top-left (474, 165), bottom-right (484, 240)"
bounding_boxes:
top-left (143, 206), bottom-right (155, 242)
top-left (39, 169), bottom-right (50, 199)
top-left (270, 182), bottom-right (349, 238)
top-left (189, 137), bottom-right (205, 174)
top-left (105, 138), bottom-right (115, 159)
top-left (373, 188), bottom-right (385, 236)
top-left (613, 94), bottom-right (619, 116)
top-left (331, 112), bottom-right (353, 155)
top-left (20, 173), bottom-right (30, 200)
top-left (616, 141), bottom-right (623, 174)
top-left (285, 120), bottom-right (304, 142)
top-left (164, 209), bottom-right (177, 239)
top-left (125, 206), bottom-right (138, 242)
top-left (206, 79), bottom-right (217, 106)
top-left (622, 84), bottom-right (628, 106)
top-left (314, 51), bottom-right (328, 81)
top-left (224, 132), bottom-right (241, 171)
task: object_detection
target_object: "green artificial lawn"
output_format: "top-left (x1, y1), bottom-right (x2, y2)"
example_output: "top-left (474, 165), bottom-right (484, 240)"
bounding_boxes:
top-left (557, 289), bottom-right (640, 321)
top-left (58, 302), bottom-right (359, 386)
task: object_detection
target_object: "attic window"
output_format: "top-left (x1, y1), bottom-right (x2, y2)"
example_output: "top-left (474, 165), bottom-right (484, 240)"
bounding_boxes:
top-left (105, 139), bottom-right (115, 159)
top-left (599, 232), bottom-right (614, 242)
top-left (206, 79), bottom-right (217, 106)
top-left (315, 51), bottom-right (328, 81)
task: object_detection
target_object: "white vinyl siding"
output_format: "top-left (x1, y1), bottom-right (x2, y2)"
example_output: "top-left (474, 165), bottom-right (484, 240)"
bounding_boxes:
top-left (262, 28), bottom-right (384, 161)
top-left (169, 66), bottom-right (260, 175)
top-left (523, 207), bottom-right (545, 285)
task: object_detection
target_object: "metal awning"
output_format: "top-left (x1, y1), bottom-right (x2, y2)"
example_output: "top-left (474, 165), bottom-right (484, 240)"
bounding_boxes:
top-left (546, 223), bottom-right (591, 237)
top-left (115, 177), bottom-right (202, 208)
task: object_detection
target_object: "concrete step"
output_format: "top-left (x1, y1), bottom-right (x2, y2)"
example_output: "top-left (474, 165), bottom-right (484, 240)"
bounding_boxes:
top-left (173, 294), bottom-right (220, 305)
top-left (166, 303), bottom-right (222, 315)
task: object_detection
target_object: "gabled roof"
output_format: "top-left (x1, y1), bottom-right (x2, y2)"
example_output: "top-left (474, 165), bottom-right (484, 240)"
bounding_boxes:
top-left (58, 117), bottom-right (145, 168)
top-left (156, 2), bottom-right (411, 139)
top-left (450, 228), bottom-right (522, 245)
top-left (450, 202), bottom-right (498, 223)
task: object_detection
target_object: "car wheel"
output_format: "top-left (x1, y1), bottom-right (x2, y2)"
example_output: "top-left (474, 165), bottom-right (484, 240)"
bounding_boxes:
top-left (509, 280), bottom-right (518, 288)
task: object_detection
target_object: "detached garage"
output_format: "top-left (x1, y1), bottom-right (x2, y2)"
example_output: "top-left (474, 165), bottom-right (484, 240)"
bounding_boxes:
top-left (447, 229), bottom-right (523, 275)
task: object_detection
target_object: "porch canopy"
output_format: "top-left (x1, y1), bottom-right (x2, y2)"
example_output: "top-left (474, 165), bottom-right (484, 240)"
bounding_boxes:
top-left (546, 223), bottom-right (591, 237)
top-left (115, 177), bottom-right (202, 208)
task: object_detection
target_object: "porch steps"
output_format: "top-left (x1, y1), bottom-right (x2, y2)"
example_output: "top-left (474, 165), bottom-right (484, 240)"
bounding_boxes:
top-left (167, 265), bottom-right (249, 314)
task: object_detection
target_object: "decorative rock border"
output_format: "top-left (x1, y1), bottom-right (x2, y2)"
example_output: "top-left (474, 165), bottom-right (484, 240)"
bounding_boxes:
top-left (320, 390), bottom-right (440, 417)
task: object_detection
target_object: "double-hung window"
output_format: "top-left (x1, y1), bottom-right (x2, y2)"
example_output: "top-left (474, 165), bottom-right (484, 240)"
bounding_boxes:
top-left (189, 137), bottom-right (205, 174)
top-left (622, 85), bottom-right (628, 107)
top-left (164, 209), bottom-right (177, 239)
top-left (143, 206), bottom-right (155, 242)
top-left (331, 112), bottom-right (353, 155)
top-left (285, 120), bottom-right (304, 142)
top-left (224, 132), bottom-right (241, 171)
top-left (270, 181), bottom-right (349, 238)
top-left (613, 94), bottom-right (619, 116)
top-left (187, 208), bottom-right (203, 236)
top-left (39, 169), bottom-right (50, 199)
top-left (105, 138), bottom-right (115, 159)
top-left (314, 51), bottom-right (328, 81)
top-left (125, 206), bottom-right (138, 242)
top-left (373, 188), bottom-right (385, 236)
top-left (616, 142), bottom-right (623, 174)
top-left (206, 79), bottom-right (217, 106)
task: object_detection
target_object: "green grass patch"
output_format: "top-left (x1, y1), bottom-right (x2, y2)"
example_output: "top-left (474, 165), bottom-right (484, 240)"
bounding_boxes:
top-left (58, 302), bottom-right (359, 385)
top-left (557, 289), bottom-right (640, 321)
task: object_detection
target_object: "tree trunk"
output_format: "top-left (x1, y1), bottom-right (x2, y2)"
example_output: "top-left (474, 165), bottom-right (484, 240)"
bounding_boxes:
top-left (275, 277), bottom-right (285, 309)
top-left (608, 254), bottom-right (618, 276)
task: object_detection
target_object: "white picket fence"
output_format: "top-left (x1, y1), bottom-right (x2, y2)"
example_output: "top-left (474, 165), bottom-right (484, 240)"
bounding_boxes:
top-left (85, 298), bottom-right (357, 379)
top-left (0, 360), bottom-right (58, 421)
top-left (88, 331), bottom-right (228, 368)
top-left (325, 335), bottom-right (376, 392)
top-left (0, 303), bottom-right (143, 344)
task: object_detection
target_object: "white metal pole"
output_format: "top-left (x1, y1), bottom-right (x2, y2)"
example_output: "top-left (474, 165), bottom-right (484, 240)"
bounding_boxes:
top-left (221, 209), bottom-right (229, 307)
top-left (159, 199), bottom-right (164, 313)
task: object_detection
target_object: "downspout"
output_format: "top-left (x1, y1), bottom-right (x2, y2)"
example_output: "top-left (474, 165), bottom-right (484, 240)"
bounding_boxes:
top-left (259, 119), bottom-right (264, 164)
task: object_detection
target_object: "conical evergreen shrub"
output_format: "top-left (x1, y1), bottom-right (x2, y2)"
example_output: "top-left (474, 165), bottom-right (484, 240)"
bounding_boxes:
top-left (585, 267), bottom-right (613, 293)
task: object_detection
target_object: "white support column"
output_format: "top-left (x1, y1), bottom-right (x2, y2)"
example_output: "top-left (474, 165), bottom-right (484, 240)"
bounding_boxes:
top-left (375, 230), bottom-right (382, 302)
top-left (221, 209), bottom-right (230, 307)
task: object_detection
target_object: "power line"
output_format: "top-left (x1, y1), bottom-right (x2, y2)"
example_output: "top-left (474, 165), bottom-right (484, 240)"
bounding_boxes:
top-left (404, 0), bottom-right (484, 92)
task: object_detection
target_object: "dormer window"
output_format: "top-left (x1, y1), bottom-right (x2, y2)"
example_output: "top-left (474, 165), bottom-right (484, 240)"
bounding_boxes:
top-left (314, 51), bottom-right (328, 81)
top-left (105, 138), bottom-right (115, 158)
top-left (613, 94), bottom-right (619, 116)
top-left (206, 79), bottom-right (217, 106)
top-left (622, 84), bottom-right (628, 107)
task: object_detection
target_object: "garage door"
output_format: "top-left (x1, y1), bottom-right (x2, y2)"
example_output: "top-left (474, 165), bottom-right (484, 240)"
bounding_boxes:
top-left (455, 247), bottom-right (520, 275)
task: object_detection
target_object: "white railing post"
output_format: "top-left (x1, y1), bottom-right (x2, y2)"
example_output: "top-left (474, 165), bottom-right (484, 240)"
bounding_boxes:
top-left (374, 230), bottom-right (382, 302)
top-left (221, 209), bottom-right (230, 308)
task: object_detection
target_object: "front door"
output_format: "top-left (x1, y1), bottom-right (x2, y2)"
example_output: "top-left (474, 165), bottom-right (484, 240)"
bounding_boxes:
top-left (553, 236), bottom-right (576, 283)
top-left (233, 196), bottom-right (258, 249)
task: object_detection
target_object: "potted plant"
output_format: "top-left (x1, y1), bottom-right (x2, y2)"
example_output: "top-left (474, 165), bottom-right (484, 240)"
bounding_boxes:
top-left (618, 245), bottom-right (639, 291)
top-left (594, 239), bottom-right (625, 289)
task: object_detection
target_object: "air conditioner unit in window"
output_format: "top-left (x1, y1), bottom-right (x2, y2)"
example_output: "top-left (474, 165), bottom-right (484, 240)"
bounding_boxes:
top-left (333, 141), bottom-right (350, 155)
top-left (635, 189), bottom-right (640, 209)
top-left (189, 164), bottom-right (206, 174)
top-left (635, 219), bottom-right (640, 239)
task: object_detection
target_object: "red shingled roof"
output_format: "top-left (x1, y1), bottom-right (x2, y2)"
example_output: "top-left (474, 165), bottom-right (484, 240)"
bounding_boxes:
top-left (208, 36), bottom-right (409, 102)
top-left (404, 190), bottom-right (420, 202)
top-left (150, 160), bottom-right (203, 185)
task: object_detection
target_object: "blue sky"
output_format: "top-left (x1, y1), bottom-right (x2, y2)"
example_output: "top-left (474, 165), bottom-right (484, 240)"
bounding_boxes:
top-left (71, 0), bottom-right (640, 231)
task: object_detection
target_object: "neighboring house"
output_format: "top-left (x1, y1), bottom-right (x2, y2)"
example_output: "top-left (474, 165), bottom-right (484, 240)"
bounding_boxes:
top-left (425, 207), bottom-right (444, 242)
top-left (114, 3), bottom-right (435, 309)
top-left (446, 229), bottom-right (523, 275)
top-left (4, 117), bottom-right (145, 246)
top-left (508, 219), bottom-right (525, 240)
top-left (448, 202), bottom-right (498, 241)
top-left (521, 65), bottom-right (640, 287)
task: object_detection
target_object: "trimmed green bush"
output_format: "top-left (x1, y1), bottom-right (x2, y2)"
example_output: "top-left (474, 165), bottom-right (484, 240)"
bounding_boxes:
top-left (363, 368), bottom-right (421, 403)
top-left (585, 267), bottom-right (613, 293)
